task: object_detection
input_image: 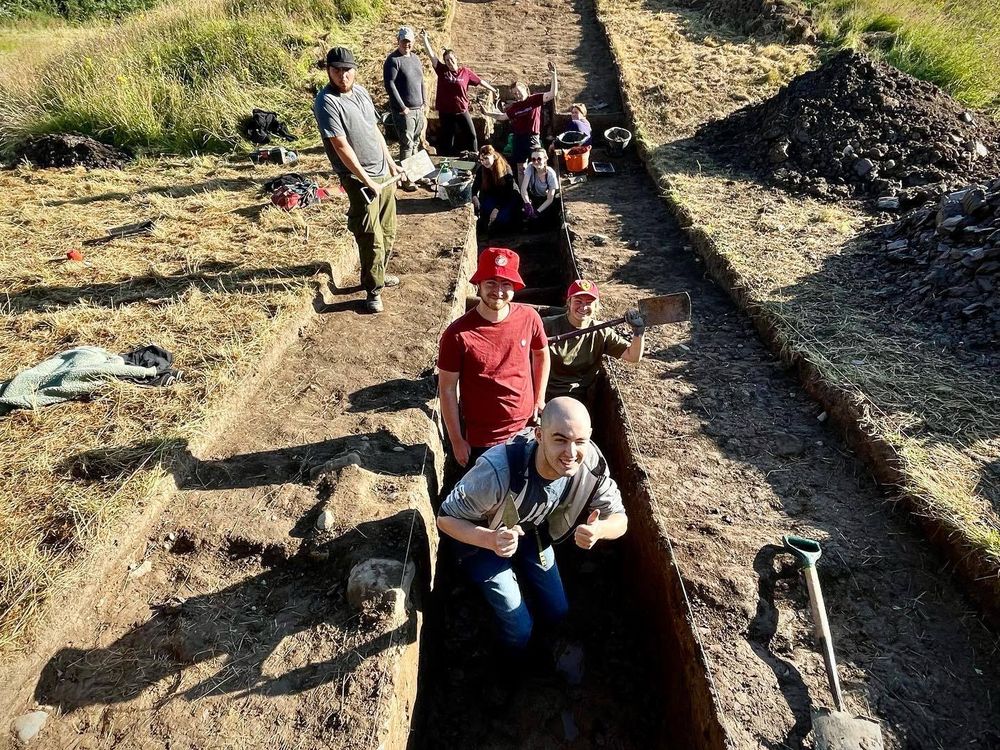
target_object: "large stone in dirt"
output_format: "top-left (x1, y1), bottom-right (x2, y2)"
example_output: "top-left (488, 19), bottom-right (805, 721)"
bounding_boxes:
top-left (309, 450), bottom-right (362, 481)
top-left (773, 432), bottom-right (805, 457)
top-left (316, 509), bottom-right (336, 531)
top-left (347, 558), bottom-right (415, 617)
top-left (12, 711), bottom-right (48, 744)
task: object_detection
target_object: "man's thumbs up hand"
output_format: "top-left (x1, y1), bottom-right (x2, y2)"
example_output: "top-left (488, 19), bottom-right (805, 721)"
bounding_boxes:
top-left (574, 509), bottom-right (602, 550)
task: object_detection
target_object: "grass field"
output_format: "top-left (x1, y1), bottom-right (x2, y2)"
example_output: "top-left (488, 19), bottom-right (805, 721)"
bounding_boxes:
top-left (808, 0), bottom-right (1000, 118)
top-left (0, 0), bottom-right (383, 154)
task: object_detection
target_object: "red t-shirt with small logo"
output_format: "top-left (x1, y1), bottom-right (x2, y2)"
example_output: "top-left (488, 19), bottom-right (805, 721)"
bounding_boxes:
top-left (504, 93), bottom-right (546, 136)
top-left (434, 61), bottom-right (482, 114)
top-left (437, 304), bottom-right (547, 447)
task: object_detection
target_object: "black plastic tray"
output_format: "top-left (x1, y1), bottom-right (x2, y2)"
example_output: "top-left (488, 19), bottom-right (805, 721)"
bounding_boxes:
top-left (591, 161), bottom-right (616, 175)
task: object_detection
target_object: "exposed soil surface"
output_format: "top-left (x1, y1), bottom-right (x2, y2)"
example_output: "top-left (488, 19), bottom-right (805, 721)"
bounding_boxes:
top-left (698, 50), bottom-right (1000, 202)
top-left (6, 193), bottom-right (474, 750)
top-left (563, 148), bottom-right (1000, 749)
top-left (13, 134), bottom-right (133, 169)
top-left (450, 0), bottom-right (622, 112)
top-left (678, 0), bottom-right (813, 41)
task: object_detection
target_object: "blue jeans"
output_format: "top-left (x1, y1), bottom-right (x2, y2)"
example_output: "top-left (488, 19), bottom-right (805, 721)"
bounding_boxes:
top-left (453, 531), bottom-right (569, 650)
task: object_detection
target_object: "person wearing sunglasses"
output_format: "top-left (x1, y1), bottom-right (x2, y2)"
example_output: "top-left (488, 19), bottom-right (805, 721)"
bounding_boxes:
top-left (520, 148), bottom-right (560, 227)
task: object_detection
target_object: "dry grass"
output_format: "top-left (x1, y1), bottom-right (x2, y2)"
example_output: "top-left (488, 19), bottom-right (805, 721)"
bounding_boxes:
top-left (0, 151), bottom-right (354, 651)
top-left (596, 0), bottom-right (1000, 565)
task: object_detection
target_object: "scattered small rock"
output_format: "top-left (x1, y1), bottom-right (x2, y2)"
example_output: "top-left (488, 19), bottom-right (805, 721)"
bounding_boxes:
top-left (773, 432), bottom-right (805, 457)
top-left (588, 233), bottom-right (608, 246)
top-left (877, 196), bottom-right (900, 211)
top-left (346, 558), bottom-right (415, 619)
top-left (127, 559), bottom-right (152, 580)
top-left (316, 509), bottom-right (336, 531)
top-left (309, 450), bottom-right (362, 481)
top-left (12, 711), bottom-right (48, 743)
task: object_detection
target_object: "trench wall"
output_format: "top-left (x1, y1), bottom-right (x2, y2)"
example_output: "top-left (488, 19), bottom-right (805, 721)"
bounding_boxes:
top-left (555, 205), bottom-right (731, 750)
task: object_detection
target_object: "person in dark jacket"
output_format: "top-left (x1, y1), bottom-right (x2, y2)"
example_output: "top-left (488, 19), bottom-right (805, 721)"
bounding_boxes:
top-left (383, 26), bottom-right (426, 191)
top-left (471, 145), bottom-right (520, 236)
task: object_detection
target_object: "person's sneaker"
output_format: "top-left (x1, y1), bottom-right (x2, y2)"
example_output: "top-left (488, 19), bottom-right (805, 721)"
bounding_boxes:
top-left (401, 181), bottom-right (418, 193)
top-left (383, 274), bottom-right (400, 288)
top-left (364, 293), bottom-right (383, 314)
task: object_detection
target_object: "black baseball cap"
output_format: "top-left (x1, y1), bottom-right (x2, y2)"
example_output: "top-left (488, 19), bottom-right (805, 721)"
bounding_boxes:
top-left (326, 47), bottom-right (357, 69)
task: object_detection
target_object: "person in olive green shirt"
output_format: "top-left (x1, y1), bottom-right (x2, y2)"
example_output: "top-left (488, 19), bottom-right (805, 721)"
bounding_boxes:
top-left (542, 279), bottom-right (645, 403)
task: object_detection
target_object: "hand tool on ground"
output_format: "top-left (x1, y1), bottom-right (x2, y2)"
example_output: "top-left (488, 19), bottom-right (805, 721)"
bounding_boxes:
top-left (83, 219), bottom-right (156, 246)
top-left (782, 535), bottom-right (885, 750)
top-left (546, 292), bottom-right (692, 343)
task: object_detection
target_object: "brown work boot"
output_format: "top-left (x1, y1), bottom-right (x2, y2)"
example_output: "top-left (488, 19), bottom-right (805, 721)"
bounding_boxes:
top-left (364, 292), bottom-right (383, 314)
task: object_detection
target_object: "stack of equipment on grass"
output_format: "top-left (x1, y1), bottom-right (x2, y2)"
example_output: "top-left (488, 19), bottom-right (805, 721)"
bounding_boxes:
top-left (244, 109), bottom-right (296, 145)
top-left (265, 174), bottom-right (329, 210)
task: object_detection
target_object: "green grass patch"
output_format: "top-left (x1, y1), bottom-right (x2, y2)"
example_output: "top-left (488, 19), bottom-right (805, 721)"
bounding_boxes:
top-left (0, 0), bottom-right (383, 153)
top-left (0, 0), bottom-right (161, 22)
top-left (808, 0), bottom-right (1000, 118)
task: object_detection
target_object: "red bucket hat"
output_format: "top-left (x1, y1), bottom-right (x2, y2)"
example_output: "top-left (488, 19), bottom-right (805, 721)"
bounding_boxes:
top-left (470, 247), bottom-right (525, 290)
top-left (566, 279), bottom-right (600, 300)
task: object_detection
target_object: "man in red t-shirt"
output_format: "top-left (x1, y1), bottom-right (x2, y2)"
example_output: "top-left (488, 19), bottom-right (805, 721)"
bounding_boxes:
top-left (438, 246), bottom-right (550, 467)
top-left (485, 62), bottom-right (557, 179)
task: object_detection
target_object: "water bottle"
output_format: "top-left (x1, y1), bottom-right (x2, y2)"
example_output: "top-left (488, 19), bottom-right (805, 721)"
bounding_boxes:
top-left (436, 160), bottom-right (453, 200)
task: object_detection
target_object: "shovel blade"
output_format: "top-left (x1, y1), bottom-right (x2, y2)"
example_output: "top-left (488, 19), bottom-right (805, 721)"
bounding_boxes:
top-left (637, 292), bottom-right (691, 325)
top-left (400, 150), bottom-right (435, 181)
top-left (812, 708), bottom-right (884, 750)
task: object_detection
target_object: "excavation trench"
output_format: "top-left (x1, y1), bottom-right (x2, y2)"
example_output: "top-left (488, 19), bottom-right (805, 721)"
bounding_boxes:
top-left (403, 184), bottom-right (725, 749)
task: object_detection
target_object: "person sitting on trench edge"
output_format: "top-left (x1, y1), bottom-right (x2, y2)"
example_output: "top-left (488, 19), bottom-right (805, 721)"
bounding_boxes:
top-left (543, 279), bottom-right (645, 404)
top-left (437, 396), bottom-right (628, 653)
top-left (471, 145), bottom-right (520, 237)
top-left (520, 148), bottom-right (560, 228)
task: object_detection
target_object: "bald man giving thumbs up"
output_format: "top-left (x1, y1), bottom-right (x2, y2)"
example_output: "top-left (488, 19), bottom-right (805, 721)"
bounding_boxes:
top-left (437, 397), bottom-right (628, 653)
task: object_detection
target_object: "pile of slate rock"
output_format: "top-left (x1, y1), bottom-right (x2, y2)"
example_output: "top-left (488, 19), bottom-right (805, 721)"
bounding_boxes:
top-left (14, 134), bottom-right (133, 170)
top-left (697, 50), bottom-right (1000, 205)
top-left (874, 178), bottom-right (1000, 355)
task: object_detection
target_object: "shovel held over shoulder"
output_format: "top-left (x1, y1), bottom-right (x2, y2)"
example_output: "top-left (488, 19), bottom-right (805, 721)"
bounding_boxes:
top-left (546, 292), bottom-right (691, 344)
top-left (782, 535), bottom-right (885, 750)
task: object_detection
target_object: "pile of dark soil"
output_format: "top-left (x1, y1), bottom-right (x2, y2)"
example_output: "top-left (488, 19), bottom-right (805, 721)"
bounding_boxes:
top-left (873, 177), bottom-right (1000, 355)
top-left (697, 50), bottom-right (1000, 203)
top-left (14, 134), bottom-right (133, 170)
top-left (679, 0), bottom-right (814, 41)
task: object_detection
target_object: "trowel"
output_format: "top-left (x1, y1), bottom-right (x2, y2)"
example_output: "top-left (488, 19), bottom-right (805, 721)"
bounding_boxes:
top-left (782, 535), bottom-right (885, 750)
top-left (546, 292), bottom-right (691, 344)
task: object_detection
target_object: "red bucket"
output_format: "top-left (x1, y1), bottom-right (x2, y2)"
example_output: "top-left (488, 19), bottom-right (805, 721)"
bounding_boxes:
top-left (564, 145), bottom-right (591, 173)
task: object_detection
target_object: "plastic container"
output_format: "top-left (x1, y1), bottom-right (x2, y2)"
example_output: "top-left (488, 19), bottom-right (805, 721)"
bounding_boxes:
top-left (604, 127), bottom-right (632, 156)
top-left (556, 130), bottom-right (589, 149)
top-left (564, 145), bottom-right (591, 173)
top-left (435, 160), bottom-right (453, 200)
top-left (444, 176), bottom-right (474, 207)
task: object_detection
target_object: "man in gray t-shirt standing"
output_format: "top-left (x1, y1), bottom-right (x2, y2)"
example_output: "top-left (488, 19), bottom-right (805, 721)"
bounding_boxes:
top-left (383, 26), bottom-right (426, 176)
top-left (314, 46), bottom-right (403, 314)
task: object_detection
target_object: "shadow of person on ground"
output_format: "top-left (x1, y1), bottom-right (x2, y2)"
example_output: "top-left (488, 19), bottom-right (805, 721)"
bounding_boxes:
top-left (748, 544), bottom-right (813, 749)
top-left (62, 428), bottom-right (428, 492)
top-left (34, 510), bottom-right (423, 713)
top-left (6, 262), bottom-right (329, 315)
top-left (347, 376), bottom-right (436, 419)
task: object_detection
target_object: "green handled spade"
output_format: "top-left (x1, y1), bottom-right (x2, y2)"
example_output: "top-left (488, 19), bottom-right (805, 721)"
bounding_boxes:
top-left (782, 535), bottom-right (884, 750)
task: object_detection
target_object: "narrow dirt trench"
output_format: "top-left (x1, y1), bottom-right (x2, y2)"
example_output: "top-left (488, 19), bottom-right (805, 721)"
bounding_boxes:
top-left (425, 1), bottom-right (1000, 749)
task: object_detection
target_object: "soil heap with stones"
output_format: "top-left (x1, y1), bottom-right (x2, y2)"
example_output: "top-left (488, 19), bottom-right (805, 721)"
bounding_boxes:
top-left (677, 0), bottom-right (814, 42)
top-left (13, 134), bottom-right (133, 170)
top-left (872, 178), bottom-right (1000, 360)
top-left (697, 50), bottom-right (1000, 204)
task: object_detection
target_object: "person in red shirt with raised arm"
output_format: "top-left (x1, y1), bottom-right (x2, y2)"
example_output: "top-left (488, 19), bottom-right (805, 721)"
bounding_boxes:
top-left (437, 247), bottom-right (550, 467)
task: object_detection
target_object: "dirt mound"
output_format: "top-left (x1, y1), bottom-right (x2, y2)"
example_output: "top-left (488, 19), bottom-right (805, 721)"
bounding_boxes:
top-left (14, 134), bottom-right (133, 170)
top-left (679, 0), bottom-right (814, 41)
top-left (874, 177), bottom-right (1000, 356)
top-left (698, 50), bottom-right (1000, 202)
